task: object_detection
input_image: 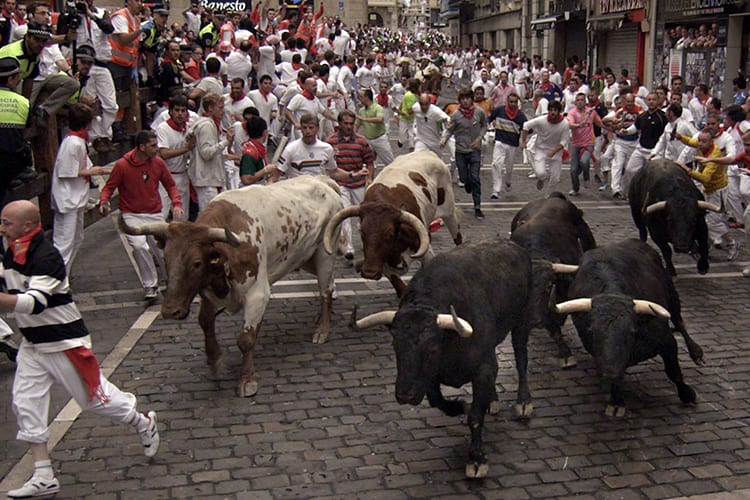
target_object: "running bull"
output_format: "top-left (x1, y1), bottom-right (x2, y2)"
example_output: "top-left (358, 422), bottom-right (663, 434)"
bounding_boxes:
top-left (323, 150), bottom-right (462, 297)
top-left (628, 159), bottom-right (720, 276)
top-left (554, 239), bottom-right (705, 416)
top-left (352, 239), bottom-right (533, 478)
top-left (510, 193), bottom-right (596, 368)
top-left (119, 176), bottom-right (343, 397)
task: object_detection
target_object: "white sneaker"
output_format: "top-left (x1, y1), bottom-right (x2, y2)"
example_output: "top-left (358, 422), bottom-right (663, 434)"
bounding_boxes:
top-left (528, 172), bottom-right (537, 179)
top-left (139, 411), bottom-right (160, 458)
top-left (742, 266), bottom-right (750, 277)
top-left (144, 287), bottom-right (158, 301)
top-left (7, 476), bottom-right (60, 498)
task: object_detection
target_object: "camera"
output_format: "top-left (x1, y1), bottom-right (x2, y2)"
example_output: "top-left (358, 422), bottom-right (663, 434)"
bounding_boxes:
top-left (57, 0), bottom-right (84, 33)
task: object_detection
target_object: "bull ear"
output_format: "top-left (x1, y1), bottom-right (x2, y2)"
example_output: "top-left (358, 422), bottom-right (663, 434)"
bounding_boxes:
top-left (632, 300), bottom-right (671, 319)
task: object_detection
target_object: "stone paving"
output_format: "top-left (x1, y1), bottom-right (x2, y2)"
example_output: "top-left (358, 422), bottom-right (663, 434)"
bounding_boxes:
top-left (3, 144), bottom-right (750, 498)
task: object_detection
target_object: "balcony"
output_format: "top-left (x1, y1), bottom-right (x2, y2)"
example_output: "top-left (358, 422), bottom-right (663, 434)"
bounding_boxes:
top-left (368, 0), bottom-right (399, 7)
top-left (547, 0), bottom-right (583, 15)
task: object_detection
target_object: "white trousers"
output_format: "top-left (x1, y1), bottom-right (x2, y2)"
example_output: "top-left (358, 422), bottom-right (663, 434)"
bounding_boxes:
top-left (398, 120), bottom-right (415, 149)
top-left (611, 139), bottom-right (637, 195)
top-left (13, 340), bottom-right (138, 444)
top-left (340, 185), bottom-right (366, 254)
top-left (367, 133), bottom-right (395, 167)
top-left (491, 141), bottom-right (517, 194)
top-left (597, 136), bottom-right (614, 172)
top-left (194, 186), bottom-right (219, 215)
top-left (705, 188), bottom-right (730, 245)
top-left (53, 208), bottom-right (84, 277)
top-left (225, 161), bottom-right (240, 191)
top-left (159, 171), bottom-right (190, 221)
top-left (725, 166), bottom-right (745, 222)
top-left (122, 213), bottom-right (165, 289)
top-left (622, 145), bottom-right (653, 195)
top-left (530, 148), bottom-right (562, 196)
top-left (84, 66), bottom-right (118, 141)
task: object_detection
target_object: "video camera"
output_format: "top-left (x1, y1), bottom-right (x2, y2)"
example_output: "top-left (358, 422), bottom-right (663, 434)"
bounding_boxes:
top-left (57, 0), bottom-right (87, 33)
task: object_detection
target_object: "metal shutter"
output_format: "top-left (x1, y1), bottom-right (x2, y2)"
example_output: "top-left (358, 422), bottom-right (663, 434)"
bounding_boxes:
top-left (602, 23), bottom-right (638, 76)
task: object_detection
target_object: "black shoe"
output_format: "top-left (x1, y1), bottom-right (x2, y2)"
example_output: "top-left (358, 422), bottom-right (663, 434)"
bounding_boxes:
top-left (536, 179), bottom-right (544, 191)
top-left (0, 337), bottom-right (18, 362)
top-left (474, 208), bottom-right (484, 220)
top-left (464, 182), bottom-right (471, 194)
top-left (397, 141), bottom-right (403, 148)
top-left (613, 192), bottom-right (623, 200)
top-left (345, 252), bottom-right (354, 260)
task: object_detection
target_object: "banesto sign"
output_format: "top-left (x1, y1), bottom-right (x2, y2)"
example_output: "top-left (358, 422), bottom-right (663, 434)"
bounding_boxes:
top-left (599, 0), bottom-right (645, 13)
top-left (201, 0), bottom-right (249, 11)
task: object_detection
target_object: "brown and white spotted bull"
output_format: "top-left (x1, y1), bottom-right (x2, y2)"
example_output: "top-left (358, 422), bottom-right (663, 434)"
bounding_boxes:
top-left (118, 176), bottom-right (343, 397)
top-left (323, 150), bottom-right (462, 296)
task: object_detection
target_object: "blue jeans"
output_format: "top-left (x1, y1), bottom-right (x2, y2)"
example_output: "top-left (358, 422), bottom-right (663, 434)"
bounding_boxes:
top-left (456, 150), bottom-right (482, 208)
top-left (569, 145), bottom-right (592, 193)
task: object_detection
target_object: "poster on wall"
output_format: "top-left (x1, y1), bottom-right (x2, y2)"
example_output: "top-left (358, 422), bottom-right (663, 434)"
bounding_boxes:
top-left (683, 49), bottom-right (709, 89)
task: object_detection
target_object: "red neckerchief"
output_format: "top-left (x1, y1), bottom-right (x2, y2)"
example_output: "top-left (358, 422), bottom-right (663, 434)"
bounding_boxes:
top-left (68, 129), bottom-right (89, 142)
top-left (11, 223), bottom-right (42, 265)
top-left (64, 347), bottom-right (109, 403)
top-left (632, 85), bottom-right (640, 94)
top-left (376, 92), bottom-right (388, 107)
top-left (540, 81), bottom-right (551, 90)
top-left (533, 97), bottom-right (541, 109)
top-left (292, 62), bottom-right (301, 70)
top-left (301, 89), bottom-right (315, 100)
top-left (547, 113), bottom-right (564, 124)
top-left (162, 55), bottom-right (178, 65)
top-left (701, 143), bottom-right (716, 157)
top-left (459, 105), bottom-right (475, 120)
top-left (232, 92), bottom-right (247, 104)
top-left (242, 138), bottom-right (267, 160)
top-left (259, 88), bottom-right (270, 102)
top-left (505, 104), bottom-right (519, 121)
top-left (167, 118), bottom-right (187, 132)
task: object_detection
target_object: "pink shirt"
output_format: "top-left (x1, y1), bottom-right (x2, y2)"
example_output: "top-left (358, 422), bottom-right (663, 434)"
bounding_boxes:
top-left (567, 106), bottom-right (597, 147)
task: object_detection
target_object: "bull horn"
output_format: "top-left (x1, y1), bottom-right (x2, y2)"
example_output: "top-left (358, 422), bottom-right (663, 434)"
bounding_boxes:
top-left (323, 206), bottom-right (361, 255)
top-left (117, 214), bottom-right (168, 238)
top-left (400, 210), bottom-right (431, 259)
top-left (436, 305), bottom-right (473, 337)
top-left (354, 310), bottom-right (397, 329)
top-left (697, 201), bottom-right (721, 212)
top-left (553, 298), bottom-right (592, 315)
top-left (207, 227), bottom-right (242, 247)
top-left (644, 201), bottom-right (667, 214)
top-left (633, 300), bottom-right (671, 319)
top-left (551, 263), bottom-right (579, 274)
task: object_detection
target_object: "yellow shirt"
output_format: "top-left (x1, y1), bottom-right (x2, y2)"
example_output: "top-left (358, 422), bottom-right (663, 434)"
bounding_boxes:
top-left (680, 135), bottom-right (727, 194)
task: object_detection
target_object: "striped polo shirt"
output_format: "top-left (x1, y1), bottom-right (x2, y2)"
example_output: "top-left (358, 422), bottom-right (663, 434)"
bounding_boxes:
top-left (326, 131), bottom-right (375, 189)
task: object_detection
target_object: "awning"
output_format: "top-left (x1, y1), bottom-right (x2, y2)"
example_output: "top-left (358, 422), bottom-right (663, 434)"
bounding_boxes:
top-left (586, 12), bottom-right (626, 31)
top-left (530, 15), bottom-right (560, 31)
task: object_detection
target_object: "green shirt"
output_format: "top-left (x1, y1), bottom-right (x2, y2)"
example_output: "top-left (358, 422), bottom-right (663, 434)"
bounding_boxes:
top-left (400, 91), bottom-right (418, 122)
top-left (356, 103), bottom-right (386, 139)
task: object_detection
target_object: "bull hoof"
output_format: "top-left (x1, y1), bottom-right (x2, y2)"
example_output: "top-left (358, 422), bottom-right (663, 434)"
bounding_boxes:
top-left (312, 331), bottom-right (329, 344)
top-left (678, 384), bottom-right (697, 404)
top-left (454, 233), bottom-right (463, 245)
top-left (239, 378), bottom-right (259, 397)
top-left (514, 402), bottom-right (533, 419)
top-left (488, 400), bottom-right (501, 415)
top-left (207, 357), bottom-right (225, 379)
top-left (559, 356), bottom-right (577, 369)
top-left (605, 404), bottom-right (626, 417)
top-left (465, 462), bottom-right (489, 479)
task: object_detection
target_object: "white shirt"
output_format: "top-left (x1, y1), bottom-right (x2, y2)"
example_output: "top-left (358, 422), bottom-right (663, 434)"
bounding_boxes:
top-left (183, 10), bottom-right (201, 36)
top-left (413, 103), bottom-right (449, 151)
top-left (277, 138), bottom-right (336, 178)
top-left (226, 50), bottom-right (253, 87)
top-left (224, 94), bottom-right (254, 124)
top-left (257, 45), bottom-right (277, 83)
top-left (287, 93), bottom-right (327, 124)
top-left (156, 120), bottom-right (191, 173)
top-left (523, 115), bottom-right (571, 158)
top-left (36, 45), bottom-right (66, 81)
top-left (248, 89), bottom-right (279, 126)
top-left (356, 66), bottom-right (377, 90)
top-left (75, 7), bottom-right (112, 62)
top-left (51, 135), bottom-right (92, 213)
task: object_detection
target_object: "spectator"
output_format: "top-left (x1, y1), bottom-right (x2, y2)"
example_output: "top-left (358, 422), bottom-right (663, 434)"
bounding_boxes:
top-left (155, 95), bottom-right (195, 222)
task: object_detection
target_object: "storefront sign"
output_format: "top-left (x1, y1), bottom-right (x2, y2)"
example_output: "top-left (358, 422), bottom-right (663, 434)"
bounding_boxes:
top-left (201, 0), bottom-right (249, 11)
top-left (599, 0), bottom-right (644, 14)
top-left (661, 0), bottom-right (744, 16)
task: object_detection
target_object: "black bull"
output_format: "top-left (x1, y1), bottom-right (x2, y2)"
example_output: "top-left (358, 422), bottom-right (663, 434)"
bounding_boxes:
top-left (510, 193), bottom-right (596, 368)
top-left (352, 239), bottom-right (534, 479)
top-left (628, 159), bottom-right (720, 276)
top-left (555, 239), bottom-right (705, 416)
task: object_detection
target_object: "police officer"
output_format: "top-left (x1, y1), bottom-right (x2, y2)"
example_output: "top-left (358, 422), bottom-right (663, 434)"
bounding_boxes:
top-left (140, 7), bottom-right (169, 85)
top-left (0, 57), bottom-right (36, 206)
top-left (199, 11), bottom-right (224, 50)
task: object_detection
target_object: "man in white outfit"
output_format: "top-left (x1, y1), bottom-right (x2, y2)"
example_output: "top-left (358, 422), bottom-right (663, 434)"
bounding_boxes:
top-left (520, 100), bottom-right (570, 196)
